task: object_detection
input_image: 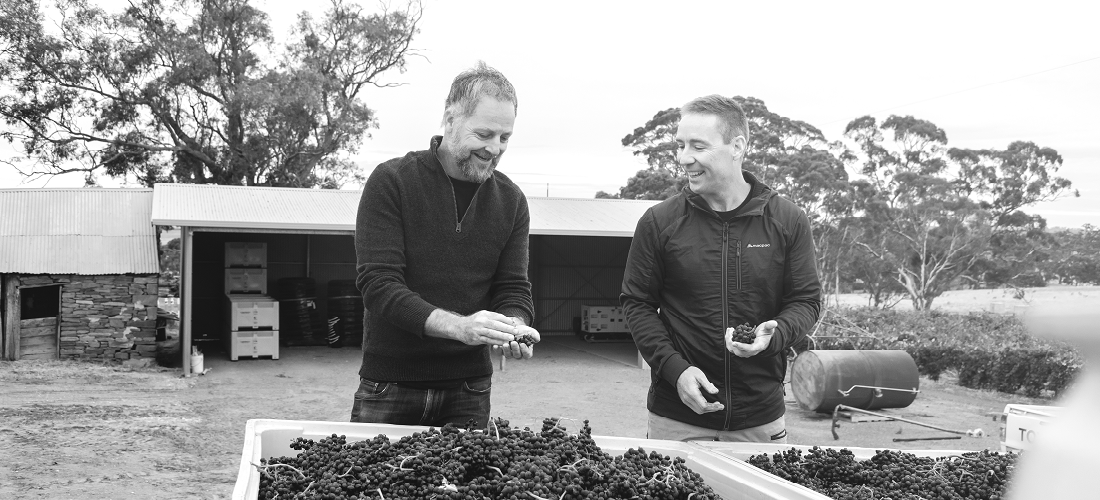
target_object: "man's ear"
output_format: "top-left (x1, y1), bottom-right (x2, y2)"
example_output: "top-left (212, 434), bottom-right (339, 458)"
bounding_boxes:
top-left (729, 135), bottom-right (747, 161)
top-left (440, 109), bottom-right (453, 131)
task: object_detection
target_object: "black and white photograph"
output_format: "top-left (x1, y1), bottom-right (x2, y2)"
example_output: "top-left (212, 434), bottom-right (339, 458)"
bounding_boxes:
top-left (1, 0), bottom-right (1098, 498)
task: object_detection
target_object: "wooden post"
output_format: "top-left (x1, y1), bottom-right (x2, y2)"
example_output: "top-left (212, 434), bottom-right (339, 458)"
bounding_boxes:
top-left (2, 274), bottom-right (22, 361)
top-left (182, 226), bottom-right (194, 376)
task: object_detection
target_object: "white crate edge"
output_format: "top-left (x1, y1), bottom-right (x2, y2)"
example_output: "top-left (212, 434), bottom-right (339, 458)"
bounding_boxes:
top-left (233, 419), bottom-right (831, 500)
top-left (691, 441), bottom-right (989, 499)
top-left (692, 441), bottom-right (979, 461)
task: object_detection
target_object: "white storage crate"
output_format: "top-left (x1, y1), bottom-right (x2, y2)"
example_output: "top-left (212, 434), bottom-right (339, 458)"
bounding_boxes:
top-left (692, 441), bottom-right (977, 499)
top-left (1000, 404), bottom-right (1062, 452)
top-left (225, 295), bottom-right (279, 330)
top-left (226, 242), bottom-right (267, 268)
top-left (233, 419), bottom-right (830, 500)
top-left (581, 305), bottom-right (629, 333)
top-left (227, 330), bottom-right (279, 361)
top-left (225, 268), bottom-right (268, 295)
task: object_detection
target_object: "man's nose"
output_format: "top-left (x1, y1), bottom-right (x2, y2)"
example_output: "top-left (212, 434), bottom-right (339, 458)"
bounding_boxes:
top-left (678, 149), bottom-right (693, 165)
top-left (484, 137), bottom-right (507, 156)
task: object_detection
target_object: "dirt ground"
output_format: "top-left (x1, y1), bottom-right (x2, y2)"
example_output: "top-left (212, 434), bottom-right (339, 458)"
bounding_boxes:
top-left (0, 335), bottom-right (1053, 500)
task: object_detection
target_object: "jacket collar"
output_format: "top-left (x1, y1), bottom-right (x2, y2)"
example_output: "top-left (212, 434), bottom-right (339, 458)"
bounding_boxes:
top-left (683, 170), bottom-right (776, 217)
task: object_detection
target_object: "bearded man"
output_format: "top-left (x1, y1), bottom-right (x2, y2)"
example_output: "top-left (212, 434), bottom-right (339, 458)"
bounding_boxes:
top-left (350, 61), bottom-right (539, 428)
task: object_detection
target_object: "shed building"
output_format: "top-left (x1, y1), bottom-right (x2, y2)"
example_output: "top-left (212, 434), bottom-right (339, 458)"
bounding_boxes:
top-left (1, 188), bottom-right (160, 361)
top-left (150, 183), bottom-right (657, 374)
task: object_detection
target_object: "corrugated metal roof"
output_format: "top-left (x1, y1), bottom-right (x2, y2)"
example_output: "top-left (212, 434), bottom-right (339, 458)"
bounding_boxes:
top-left (0, 188), bottom-right (159, 274)
top-left (150, 183), bottom-right (659, 237)
top-left (150, 183), bottom-right (359, 232)
top-left (527, 197), bottom-right (658, 237)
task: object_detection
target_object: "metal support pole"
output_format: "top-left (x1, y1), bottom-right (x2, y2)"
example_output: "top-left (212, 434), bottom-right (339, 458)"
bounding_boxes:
top-left (182, 226), bottom-right (194, 376)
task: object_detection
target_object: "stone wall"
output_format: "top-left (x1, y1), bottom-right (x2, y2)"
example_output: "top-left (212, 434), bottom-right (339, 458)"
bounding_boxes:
top-left (17, 274), bottom-right (159, 361)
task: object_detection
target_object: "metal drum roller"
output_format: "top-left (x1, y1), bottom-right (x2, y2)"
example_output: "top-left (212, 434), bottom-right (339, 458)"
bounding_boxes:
top-left (791, 349), bottom-right (920, 413)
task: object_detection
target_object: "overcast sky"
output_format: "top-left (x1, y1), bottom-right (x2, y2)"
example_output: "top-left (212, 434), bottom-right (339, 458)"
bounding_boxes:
top-left (2, 0), bottom-right (1098, 228)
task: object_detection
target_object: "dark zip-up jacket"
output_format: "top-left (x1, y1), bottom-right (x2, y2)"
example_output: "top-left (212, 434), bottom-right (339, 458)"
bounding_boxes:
top-left (355, 136), bottom-right (534, 382)
top-left (621, 172), bottom-right (821, 430)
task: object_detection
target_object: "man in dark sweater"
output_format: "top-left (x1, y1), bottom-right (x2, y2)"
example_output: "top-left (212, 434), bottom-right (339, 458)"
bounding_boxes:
top-left (351, 61), bottom-right (539, 428)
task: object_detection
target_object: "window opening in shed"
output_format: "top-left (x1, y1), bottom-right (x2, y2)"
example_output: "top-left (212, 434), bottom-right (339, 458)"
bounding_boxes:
top-left (21, 285), bottom-right (61, 320)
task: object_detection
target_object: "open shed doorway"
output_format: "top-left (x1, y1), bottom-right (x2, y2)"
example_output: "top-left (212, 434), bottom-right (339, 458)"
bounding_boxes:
top-left (19, 284), bottom-right (62, 360)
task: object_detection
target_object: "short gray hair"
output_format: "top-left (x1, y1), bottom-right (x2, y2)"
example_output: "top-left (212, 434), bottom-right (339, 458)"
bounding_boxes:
top-left (444, 61), bottom-right (517, 119)
top-left (681, 95), bottom-right (749, 146)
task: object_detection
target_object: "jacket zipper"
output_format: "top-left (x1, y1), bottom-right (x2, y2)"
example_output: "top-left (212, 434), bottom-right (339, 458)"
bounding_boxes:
top-left (722, 222), bottom-right (732, 430)
top-left (736, 240), bottom-right (742, 290)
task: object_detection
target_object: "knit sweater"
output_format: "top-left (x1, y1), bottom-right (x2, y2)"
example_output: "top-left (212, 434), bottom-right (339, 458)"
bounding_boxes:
top-left (355, 136), bottom-right (534, 382)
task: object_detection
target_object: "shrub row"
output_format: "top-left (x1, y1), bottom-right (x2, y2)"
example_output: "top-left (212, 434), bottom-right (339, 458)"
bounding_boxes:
top-left (810, 308), bottom-right (1084, 398)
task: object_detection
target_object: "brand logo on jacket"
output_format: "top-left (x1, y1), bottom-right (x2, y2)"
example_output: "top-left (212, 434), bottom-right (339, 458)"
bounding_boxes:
top-left (746, 243), bottom-right (771, 248)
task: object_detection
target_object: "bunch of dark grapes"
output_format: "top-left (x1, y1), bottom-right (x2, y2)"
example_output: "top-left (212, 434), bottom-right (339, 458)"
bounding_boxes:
top-left (746, 446), bottom-right (1018, 500)
top-left (256, 417), bottom-right (721, 499)
top-left (728, 323), bottom-right (756, 344)
top-left (513, 332), bottom-right (538, 346)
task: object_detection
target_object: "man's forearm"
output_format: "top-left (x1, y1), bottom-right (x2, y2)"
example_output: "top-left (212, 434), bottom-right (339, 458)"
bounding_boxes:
top-left (424, 309), bottom-right (460, 340)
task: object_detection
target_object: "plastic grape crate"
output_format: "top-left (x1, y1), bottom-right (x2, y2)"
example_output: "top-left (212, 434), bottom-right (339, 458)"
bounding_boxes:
top-left (233, 419), bottom-right (830, 500)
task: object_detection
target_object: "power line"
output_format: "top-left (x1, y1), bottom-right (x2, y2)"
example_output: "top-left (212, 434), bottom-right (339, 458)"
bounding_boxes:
top-left (823, 55), bottom-right (1100, 125)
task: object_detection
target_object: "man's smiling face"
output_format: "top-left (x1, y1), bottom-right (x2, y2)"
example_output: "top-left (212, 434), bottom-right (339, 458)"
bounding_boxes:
top-left (675, 112), bottom-right (743, 199)
top-left (443, 96), bottom-right (515, 183)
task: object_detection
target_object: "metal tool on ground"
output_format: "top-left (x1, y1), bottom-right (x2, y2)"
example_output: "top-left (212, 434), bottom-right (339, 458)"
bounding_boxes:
top-left (837, 384), bottom-right (920, 398)
top-left (892, 436), bottom-right (963, 442)
top-left (831, 404), bottom-right (985, 440)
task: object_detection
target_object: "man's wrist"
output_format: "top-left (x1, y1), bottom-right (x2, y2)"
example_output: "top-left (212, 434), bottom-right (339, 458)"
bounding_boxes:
top-left (425, 309), bottom-right (459, 339)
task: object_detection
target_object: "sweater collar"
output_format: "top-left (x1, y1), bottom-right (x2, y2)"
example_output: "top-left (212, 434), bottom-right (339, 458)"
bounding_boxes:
top-left (428, 135), bottom-right (446, 175)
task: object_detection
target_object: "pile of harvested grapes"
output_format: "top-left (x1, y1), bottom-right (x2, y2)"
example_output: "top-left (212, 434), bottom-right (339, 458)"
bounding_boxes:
top-left (746, 446), bottom-right (1017, 500)
top-left (255, 418), bottom-right (720, 499)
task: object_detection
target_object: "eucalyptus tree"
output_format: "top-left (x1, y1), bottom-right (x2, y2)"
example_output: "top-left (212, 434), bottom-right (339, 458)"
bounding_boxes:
top-left (0, 0), bottom-right (421, 188)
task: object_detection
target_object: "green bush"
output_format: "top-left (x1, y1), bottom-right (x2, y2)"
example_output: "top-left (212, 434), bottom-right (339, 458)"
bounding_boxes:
top-left (811, 308), bottom-right (1083, 398)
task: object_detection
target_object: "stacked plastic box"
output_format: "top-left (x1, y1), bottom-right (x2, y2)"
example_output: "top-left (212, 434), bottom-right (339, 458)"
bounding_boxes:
top-left (224, 242), bottom-right (279, 361)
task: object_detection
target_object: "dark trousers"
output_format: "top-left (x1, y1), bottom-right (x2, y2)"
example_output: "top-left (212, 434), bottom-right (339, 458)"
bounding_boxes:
top-left (350, 375), bottom-right (492, 428)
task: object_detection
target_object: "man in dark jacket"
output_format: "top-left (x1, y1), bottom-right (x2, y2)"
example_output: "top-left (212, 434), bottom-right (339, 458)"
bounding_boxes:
top-left (351, 61), bottom-right (540, 428)
top-left (621, 95), bottom-right (821, 442)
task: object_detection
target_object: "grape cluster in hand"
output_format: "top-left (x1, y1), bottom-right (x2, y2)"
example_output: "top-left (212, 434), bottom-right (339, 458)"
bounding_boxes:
top-left (746, 446), bottom-right (1017, 500)
top-left (513, 332), bottom-right (538, 346)
top-left (728, 323), bottom-right (756, 344)
top-left (257, 418), bottom-right (720, 500)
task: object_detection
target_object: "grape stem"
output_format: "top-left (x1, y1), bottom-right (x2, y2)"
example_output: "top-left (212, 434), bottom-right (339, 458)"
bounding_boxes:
top-left (385, 454), bottom-right (419, 471)
top-left (524, 491), bottom-right (566, 500)
top-left (251, 462), bottom-right (307, 479)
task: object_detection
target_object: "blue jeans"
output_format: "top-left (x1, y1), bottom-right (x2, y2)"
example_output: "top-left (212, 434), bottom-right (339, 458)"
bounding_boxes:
top-left (350, 375), bottom-right (492, 428)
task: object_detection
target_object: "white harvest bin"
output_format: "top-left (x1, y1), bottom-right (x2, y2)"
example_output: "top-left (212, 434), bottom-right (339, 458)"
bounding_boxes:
top-left (232, 419), bottom-right (830, 500)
